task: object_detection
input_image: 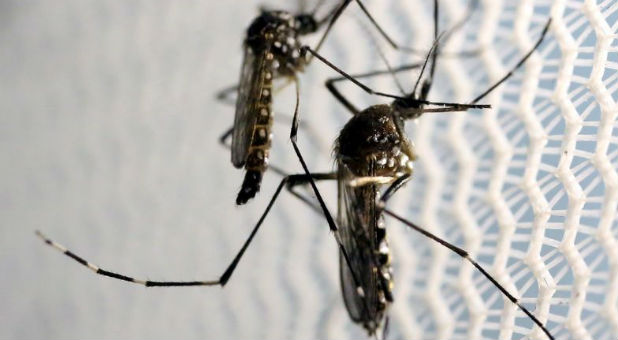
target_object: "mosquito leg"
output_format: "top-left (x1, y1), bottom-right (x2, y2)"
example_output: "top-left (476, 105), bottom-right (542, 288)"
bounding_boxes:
top-left (303, 45), bottom-right (413, 102)
top-left (287, 76), bottom-right (375, 320)
top-left (377, 174), bottom-right (412, 208)
top-left (315, 0), bottom-right (480, 58)
top-left (340, 0), bottom-right (480, 104)
top-left (285, 171), bottom-right (337, 216)
top-left (218, 115), bottom-right (323, 157)
top-left (301, 45), bottom-right (490, 110)
top-left (326, 79), bottom-right (358, 115)
top-left (36, 162), bottom-right (333, 291)
top-left (36, 230), bottom-right (221, 287)
top-left (289, 77), bottom-right (336, 234)
top-left (348, 0), bottom-right (412, 53)
top-left (382, 210), bottom-right (555, 340)
top-left (310, 0), bottom-right (353, 55)
top-left (286, 171), bottom-right (337, 185)
top-left (352, 0), bottom-right (481, 57)
top-left (36, 171), bottom-right (326, 288)
top-left (326, 63), bottom-right (423, 115)
top-left (470, 18), bottom-right (552, 104)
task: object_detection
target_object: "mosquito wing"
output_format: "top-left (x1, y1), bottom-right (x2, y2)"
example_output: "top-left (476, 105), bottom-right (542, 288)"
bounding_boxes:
top-left (231, 45), bottom-right (270, 168)
top-left (337, 162), bottom-right (386, 331)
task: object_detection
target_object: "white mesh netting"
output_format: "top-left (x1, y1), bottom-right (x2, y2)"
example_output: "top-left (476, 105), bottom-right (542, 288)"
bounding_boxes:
top-left (1, 0), bottom-right (617, 339)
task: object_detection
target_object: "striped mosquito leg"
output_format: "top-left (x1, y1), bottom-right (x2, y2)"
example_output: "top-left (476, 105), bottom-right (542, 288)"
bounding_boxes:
top-left (383, 210), bottom-right (555, 340)
top-left (35, 230), bottom-right (219, 287)
top-left (36, 171), bottom-right (314, 288)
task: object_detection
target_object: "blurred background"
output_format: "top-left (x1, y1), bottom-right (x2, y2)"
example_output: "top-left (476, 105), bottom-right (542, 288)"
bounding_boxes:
top-left (1, 0), bottom-right (617, 339)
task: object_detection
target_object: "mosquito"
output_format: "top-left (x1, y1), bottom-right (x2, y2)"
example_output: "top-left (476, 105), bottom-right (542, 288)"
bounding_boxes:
top-left (34, 0), bottom-right (431, 304)
top-left (288, 6), bottom-right (554, 338)
top-left (35, 1), bottom-right (553, 339)
top-left (217, 0), bottom-right (438, 205)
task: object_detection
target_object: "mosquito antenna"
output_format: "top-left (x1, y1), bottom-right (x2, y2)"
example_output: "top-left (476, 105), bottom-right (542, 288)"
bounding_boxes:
top-left (411, 32), bottom-right (444, 97)
top-left (425, 0), bottom-right (439, 97)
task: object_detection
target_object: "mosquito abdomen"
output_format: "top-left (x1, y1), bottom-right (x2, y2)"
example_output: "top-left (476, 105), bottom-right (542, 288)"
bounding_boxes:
top-left (236, 67), bottom-right (273, 205)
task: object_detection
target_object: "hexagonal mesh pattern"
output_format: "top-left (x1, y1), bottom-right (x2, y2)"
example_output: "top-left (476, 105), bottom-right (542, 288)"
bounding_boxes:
top-left (1, 0), bottom-right (616, 339)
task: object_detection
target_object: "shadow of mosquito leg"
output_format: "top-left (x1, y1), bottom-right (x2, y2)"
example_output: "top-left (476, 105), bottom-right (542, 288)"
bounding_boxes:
top-left (219, 126), bottom-right (234, 148)
top-left (215, 84), bottom-right (239, 106)
top-left (285, 171), bottom-right (337, 216)
top-left (36, 172), bottom-right (329, 288)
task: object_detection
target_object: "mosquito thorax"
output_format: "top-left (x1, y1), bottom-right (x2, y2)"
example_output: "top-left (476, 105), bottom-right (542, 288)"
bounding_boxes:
top-left (245, 10), bottom-right (308, 76)
top-left (336, 105), bottom-right (415, 178)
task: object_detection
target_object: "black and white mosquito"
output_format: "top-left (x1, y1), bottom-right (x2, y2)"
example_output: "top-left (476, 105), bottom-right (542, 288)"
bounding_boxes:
top-left (36, 1), bottom-right (553, 339)
top-left (217, 0), bottom-right (429, 205)
top-left (288, 8), bottom-right (554, 340)
top-left (217, 2), bottom-right (335, 205)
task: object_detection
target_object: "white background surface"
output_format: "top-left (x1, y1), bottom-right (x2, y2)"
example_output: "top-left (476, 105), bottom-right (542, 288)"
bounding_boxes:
top-left (1, 0), bottom-right (617, 339)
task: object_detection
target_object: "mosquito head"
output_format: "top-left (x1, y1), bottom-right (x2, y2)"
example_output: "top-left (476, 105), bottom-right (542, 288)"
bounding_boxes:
top-left (392, 93), bottom-right (421, 109)
top-left (336, 105), bottom-right (415, 177)
top-left (391, 93), bottom-right (428, 121)
top-left (294, 14), bottom-right (318, 34)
